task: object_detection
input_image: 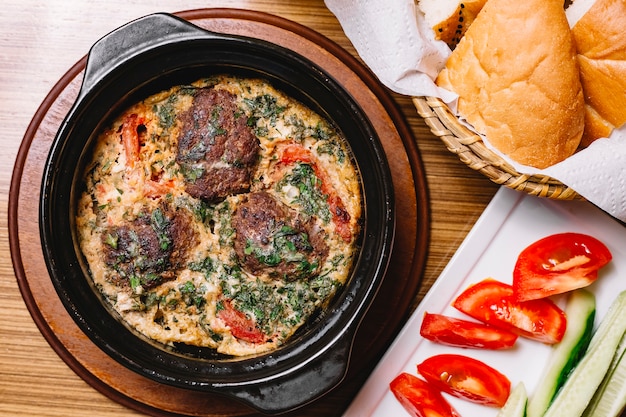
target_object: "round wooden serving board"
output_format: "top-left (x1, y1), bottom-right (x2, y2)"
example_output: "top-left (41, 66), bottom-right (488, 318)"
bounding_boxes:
top-left (9, 8), bottom-right (429, 417)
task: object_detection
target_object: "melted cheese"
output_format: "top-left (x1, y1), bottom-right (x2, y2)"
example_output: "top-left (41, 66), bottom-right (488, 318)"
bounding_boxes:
top-left (76, 76), bottom-right (362, 356)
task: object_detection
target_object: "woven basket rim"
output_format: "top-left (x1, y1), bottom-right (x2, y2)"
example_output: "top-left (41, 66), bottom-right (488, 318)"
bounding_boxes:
top-left (413, 96), bottom-right (581, 200)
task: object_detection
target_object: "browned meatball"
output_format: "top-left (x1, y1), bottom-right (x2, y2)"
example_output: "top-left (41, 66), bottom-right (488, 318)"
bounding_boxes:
top-left (232, 191), bottom-right (329, 281)
top-left (176, 88), bottom-right (259, 202)
top-left (102, 205), bottom-right (198, 289)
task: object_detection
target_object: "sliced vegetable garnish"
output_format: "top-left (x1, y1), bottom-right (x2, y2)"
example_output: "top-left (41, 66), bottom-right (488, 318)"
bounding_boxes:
top-left (543, 290), bottom-right (626, 417)
top-left (453, 278), bottom-right (567, 344)
top-left (417, 353), bottom-right (511, 407)
top-left (390, 372), bottom-right (461, 417)
top-left (527, 289), bottom-right (596, 417)
top-left (582, 332), bottom-right (626, 417)
top-left (420, 312), bottom-right (518, 349)
top-left (497, 383), bottom-right (528, 417)
top-left (513, 232), bottom-right (612, 301)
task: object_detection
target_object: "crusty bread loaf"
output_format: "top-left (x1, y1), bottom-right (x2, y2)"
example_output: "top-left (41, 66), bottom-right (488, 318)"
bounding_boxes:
top-left (581, 103), bottom-right (614, 148)
top-left (436, 0), bottom-right (585, 169)
top-left (418, 0), bottom-right (486, 49)
top-left (569, 0), bottom-right (626, 146)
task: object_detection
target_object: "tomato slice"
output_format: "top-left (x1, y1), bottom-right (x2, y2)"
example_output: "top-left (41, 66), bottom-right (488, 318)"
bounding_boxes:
top-left (120, 113), bottom-right (144, 169)
top-left (453, 278), bottom-right (567, 344)
top-left (420, 312), bottom-right (518, 349)
top-left (417, 354), bottom-right (511, 407)
top-left (390, 373), bottom-right (461, 417)
top-left (217, 300), bottom-right (266, 344)
top-left (513, 232), bottom-right (612, 301)
top-left (279, 143), bottom-right (352, 242)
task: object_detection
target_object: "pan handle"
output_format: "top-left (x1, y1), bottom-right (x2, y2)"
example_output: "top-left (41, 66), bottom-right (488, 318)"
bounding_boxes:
top-left (229, 328), bottom-right (357, 414)
top-left (79, 13), bottom-right (217, 98)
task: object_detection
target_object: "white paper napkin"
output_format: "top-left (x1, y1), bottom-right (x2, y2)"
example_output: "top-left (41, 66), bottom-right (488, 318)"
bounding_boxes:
top-left (325, 0), bottom-right (455, 101)
top-left (325, 0), bottom-right (626, 222)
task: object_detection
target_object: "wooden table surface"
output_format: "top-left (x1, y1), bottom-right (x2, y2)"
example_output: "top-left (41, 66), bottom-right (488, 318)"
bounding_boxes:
top-left (0, 1), bottom-right (500, 416)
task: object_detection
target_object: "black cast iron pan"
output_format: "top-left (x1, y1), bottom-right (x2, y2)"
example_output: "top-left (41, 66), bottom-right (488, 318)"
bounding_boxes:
top-left (39, 13), bottom-right (394, 415)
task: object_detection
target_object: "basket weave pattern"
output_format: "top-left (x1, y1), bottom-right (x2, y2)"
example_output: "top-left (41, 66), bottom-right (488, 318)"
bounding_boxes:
top-left (413, 96), bottom-right (582, 200)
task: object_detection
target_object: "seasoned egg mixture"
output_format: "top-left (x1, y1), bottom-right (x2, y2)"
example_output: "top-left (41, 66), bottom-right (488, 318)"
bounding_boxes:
top-left (76, 75), bottom-right (362, 356)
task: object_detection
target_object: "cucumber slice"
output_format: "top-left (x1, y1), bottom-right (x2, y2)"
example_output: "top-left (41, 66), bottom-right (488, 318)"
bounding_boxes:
top-left (527, 289), bottom-right (596, 417)
top-left (582, 331), bottom-right (626, 417)
top-left (543, 290), bottom-right (626, 417)
top-left (497, 383), bottom-right (527, 417)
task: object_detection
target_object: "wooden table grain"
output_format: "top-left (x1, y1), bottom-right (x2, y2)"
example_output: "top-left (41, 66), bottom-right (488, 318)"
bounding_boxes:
top-left (0, 1), bottom-right (499, 416)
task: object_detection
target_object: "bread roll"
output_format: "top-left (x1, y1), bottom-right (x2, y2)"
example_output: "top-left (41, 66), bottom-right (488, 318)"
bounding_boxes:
top-left (436, 0), bottom-right (584, 169)
top-left (570, 0), bottom-right (626, 146)
top-left (418, 0), bottom-right (486, 49)
top-left (581, 103), bottom-right (614, 148)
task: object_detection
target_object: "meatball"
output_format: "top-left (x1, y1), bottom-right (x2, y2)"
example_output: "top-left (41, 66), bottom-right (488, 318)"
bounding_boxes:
top-left (176, 88), bottom-right (259, 202)
top-left (102, 205), bottom-right (198, 289)
top-left (232, 191), bottom-right (329, 280)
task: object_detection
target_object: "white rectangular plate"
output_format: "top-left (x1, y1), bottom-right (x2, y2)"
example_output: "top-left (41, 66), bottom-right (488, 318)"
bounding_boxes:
top-left (344, 186), bottom-right (626, 417)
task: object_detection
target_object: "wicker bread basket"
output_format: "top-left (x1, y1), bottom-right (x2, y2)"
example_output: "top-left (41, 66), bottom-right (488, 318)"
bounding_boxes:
top-left (413, 96), bottom-right (582, 200)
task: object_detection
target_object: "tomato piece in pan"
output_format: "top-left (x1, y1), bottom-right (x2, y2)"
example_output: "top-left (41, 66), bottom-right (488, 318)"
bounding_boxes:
top-left (420, 312), bottom-right (518, 349)
top-left (453, 278), bottom-right (567, 344)
top-left (417, 354), bottom-right (511, 407)
top-left (279, 142), bottom-right (352, 242)
top-left (390, 372), bottom-right (461, 417)
top-left (513, 232), bottom-right (612, 301)
top-left (217, 300), bottom-right (266, 344)
top-left (120, 113), bottom-right (144, 169)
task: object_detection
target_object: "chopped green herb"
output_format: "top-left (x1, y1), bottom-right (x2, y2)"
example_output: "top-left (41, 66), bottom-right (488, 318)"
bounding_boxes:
top-left (150, 208), bottom-right (171, 250)
top-left (180, 164), bottom-right (205, 183)
top-left (104, 232), bottom-right (118, 249)
top-left (156, 94), bottom-right (179, 129)
top-left (129, 275), bottom-right (141, 290)
top-left (244, 94), bottom-right (285, 128)
top-left (276, 163), bottom-right (331, 223)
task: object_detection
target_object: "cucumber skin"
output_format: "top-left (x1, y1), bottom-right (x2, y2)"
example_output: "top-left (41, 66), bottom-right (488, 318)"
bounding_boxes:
top-left (543, 290), bottom-right (626, 417)
top-left (497, 383), bottom-right (528, 417)
top-left (526, 289), bottom-right (596, 417)
top-left (553, 298), bottom-right (595, 391)
top-left (582, 332), bottom-right (626, 417)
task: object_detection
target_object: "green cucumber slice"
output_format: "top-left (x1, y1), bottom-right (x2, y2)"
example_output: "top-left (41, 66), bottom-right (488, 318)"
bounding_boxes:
top-left (497, 383), bottom-right (527, 417)
top-left (582, 331), bottom-right (626, 417)
top-left (543, 290), bottom-right (626, 417)
top-left (527, 289), bottom-right (596, 417)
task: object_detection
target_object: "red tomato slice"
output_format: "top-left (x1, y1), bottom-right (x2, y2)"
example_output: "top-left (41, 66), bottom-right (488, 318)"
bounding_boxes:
top-left (453, 278), bottom-right (567, 344)
top-left (390, 373), bottom-right (461, 417)
top-left (279, 143), bottom-right (352, 242)
top-left (217, 300), bottom-right (266, 344)
top-left (420, 312), bottom-right (518, 349)
top-left (513, 232), bottom-right (612, 301)
top-left (120, 113), bottom-right (144, 169)
top-left (417, 354), bottom-right (511, 407)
